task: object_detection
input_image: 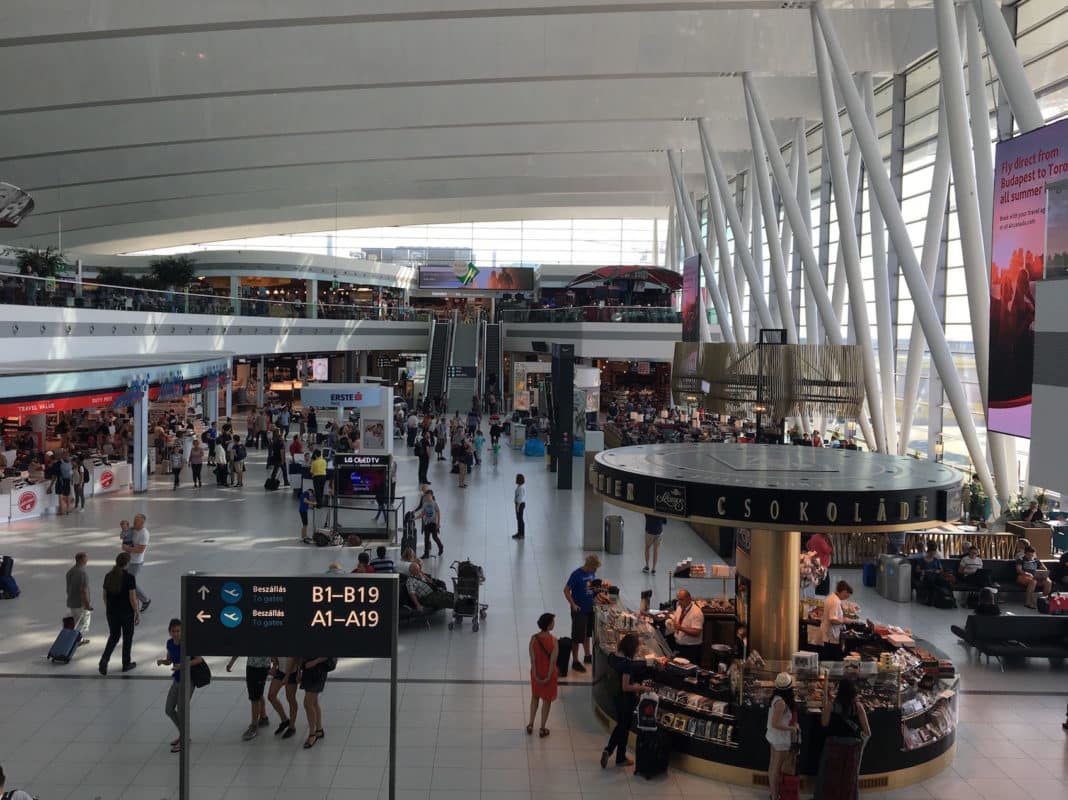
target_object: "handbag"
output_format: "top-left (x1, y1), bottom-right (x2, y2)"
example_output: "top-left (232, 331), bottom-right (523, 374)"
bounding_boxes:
top-left (190, 660), bottom-right (212, 688)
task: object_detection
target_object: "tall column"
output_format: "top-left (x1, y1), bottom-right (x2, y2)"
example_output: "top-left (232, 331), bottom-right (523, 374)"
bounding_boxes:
top-left (749, 530), bottom-right (801, 661)
top-left (225, 377), bottom-right (233, 419)
top-left (830, 133), bottom-right (862, 332)
top-left (229, 275), bottom-right (241, 316)
top-left (256, 357), bottom-right (265, 408)
top-left (206, 384), bottom-right (219, 424)
top-left (973, 0), bottom-right (1044, 132)
top-left (132, 384), bottom-right (150, 493)
top-left (307, 278), bottom-right (319, 319)
top-left (358, 351), bottom-right (369, 381)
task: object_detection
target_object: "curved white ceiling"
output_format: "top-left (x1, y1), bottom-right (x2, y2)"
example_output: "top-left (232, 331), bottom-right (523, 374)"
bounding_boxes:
top-left (0, 1), bottom-right (939, 253)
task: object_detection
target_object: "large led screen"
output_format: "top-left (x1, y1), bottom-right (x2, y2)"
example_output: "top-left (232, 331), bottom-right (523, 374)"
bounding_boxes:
top-left (418, 264), bottom-right (534, 291)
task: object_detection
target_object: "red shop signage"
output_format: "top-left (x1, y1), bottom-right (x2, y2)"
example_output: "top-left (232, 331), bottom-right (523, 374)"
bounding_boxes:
top-left (0, 391), bottom-right (122, 417)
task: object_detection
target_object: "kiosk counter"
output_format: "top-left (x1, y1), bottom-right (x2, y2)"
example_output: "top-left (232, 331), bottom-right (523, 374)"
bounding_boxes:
top-left (591, 597), bottom-right (957, 789)
top-left (89, 460), bottom-right (131, 496)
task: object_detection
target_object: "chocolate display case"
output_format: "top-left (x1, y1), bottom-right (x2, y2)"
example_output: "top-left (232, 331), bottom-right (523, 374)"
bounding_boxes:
top-left (591, 598), bottom-right (958, 788)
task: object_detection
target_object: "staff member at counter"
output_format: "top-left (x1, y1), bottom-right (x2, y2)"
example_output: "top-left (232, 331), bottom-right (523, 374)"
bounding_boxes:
top-left (819, 580), bottom-right (853, 661)
top-left (667, 589), bottom-right (704, 665)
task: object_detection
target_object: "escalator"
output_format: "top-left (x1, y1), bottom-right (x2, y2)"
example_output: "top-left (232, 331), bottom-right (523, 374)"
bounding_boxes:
top-left (484, 322), bottom-right (503, 404)
top-left (446, 321), bottom-right (480, 413)
top-left (425, 318), bottom-right (452, 404)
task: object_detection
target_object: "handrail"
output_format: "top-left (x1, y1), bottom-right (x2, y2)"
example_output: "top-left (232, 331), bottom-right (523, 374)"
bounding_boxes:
top-left (500, 305), bottom-right (681, 323)
top-left (0, 271), bottom-right (429, 322)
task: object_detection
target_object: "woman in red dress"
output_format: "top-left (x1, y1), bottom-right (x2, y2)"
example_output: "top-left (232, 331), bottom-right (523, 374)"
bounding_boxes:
top-left (527, 612), bottom-right (559, 737)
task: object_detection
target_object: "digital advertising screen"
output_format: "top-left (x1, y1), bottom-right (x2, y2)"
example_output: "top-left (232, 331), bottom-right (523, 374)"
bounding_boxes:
top-left (418, 264), bottom-right (534, 291)
top-left (987, 118), bottom-right (1068, 438)
top-left (333, 453), bottom-right (390, 497)
top-left (682, 254), bottom-right (701, 342)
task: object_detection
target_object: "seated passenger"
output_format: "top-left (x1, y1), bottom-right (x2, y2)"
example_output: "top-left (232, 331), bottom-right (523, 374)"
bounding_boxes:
top-left (1015, 546), bottom-right (1052, 609)
top-left (913, 544), bottom-right (947, 605)
top-left (369, 546), bottom-right (394, 573)
top-left (956, 545), bottom-right (995, 589)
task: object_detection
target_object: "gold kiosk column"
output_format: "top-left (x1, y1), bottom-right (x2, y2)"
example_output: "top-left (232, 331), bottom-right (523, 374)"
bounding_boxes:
top-left (748, 529), bottom-right (800, 661)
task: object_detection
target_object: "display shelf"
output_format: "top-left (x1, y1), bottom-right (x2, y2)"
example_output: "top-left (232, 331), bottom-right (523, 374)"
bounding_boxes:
top-left (659, 711), bottom-right (739, 748)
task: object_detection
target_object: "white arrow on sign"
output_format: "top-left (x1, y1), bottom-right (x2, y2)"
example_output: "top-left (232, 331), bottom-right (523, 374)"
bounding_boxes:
top-left (197, 586), bottom-right (210, 600)
top-left (196, 610), bottom-right (212, 623)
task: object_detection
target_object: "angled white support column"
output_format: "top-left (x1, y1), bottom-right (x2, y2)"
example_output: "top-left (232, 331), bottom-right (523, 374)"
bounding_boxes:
top-left (830, 132), bottom-right (863, 331)
top-left (793, 120), bottom-right (819, 346)
top-left (734, 111), bottom-right (798, 343)
top-left (862, 74), bottom-right (898, 455)
top-left (745, 71), bottom-right (883, 451)
top-left (813, 1), bottom-right (997, 503)
top-left (703, 160), bottom-right (748, 343)
top-left (697, 118), bottom-right (773, 333)
top-left (973, 0), bottom-right (1044, 132)
top-left (749, 162), bottom-right (771, 328)
top-left (900, 105), bottom-right (951, 455)
top-left (964, 3), bottom-right (994, 264)
top-left (665, 209), bottom-right (676, 270)
top-left (736, 176), bottom-right (753, 338)
top-left (668, 150), bottom-right (733, 342)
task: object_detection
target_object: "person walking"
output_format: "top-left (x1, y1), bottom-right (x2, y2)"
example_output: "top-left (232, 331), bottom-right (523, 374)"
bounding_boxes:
top-left (306, 408), bottom-right (319, 443)
top-left (188, 440), bottom-right (204, 487)
top-left (268, 657), bottom-right (300, 740)
top-left (814, 677), bottom-right (870, 800)
top-left (268, 432), bottom-right (290, 487)
top-left (766, 673), bottom-right (800, 800)
top-left (527, 613), bottom-right (558, 738)
top-left (226, 655), bottom-right (273, 740)
top-left (158, 618), bottom-right (205, 753)
top-left (643, 514), bottom-right (666, 574)
top-left (123, 513), bottom-right (151, 612)
top-left (214, 439), bottom-right (229, 486)
top-left (513, 474), bottom-right (526, 539)
top-left (298, 487), bottom-right (317, 544)
top-left (98, 552), bottom-right (139, 675)
top-left (419, 488), bottom-right (443, 559)
top-left (300, 656), bottom-right (331, 749)
top-left (406, 411), bottom-right (419, 448)
top-left (599, 632), bottom-right (644, 768)
top-left (56, 451), bottom-right (74, 515)
top-left (169, 445), bottom-right (184, 490)
top-left (71, 455), bottom-right (89, 509)
top-left (435, 418), bottom-right (448, 460)
top-left (457, 438), bottom-right (472, 488)
top-left (65, 552), bottom-right (93, 644)
top-left (474, 429), bottom-right (485, 467)
top-left (230, 436), bottom-right (247, 487)
top-left (309, 449), bottom-right (327, 505)
top-left (279, 406), bottom-right (291, 437)
top-left (415, 432), bottom-right (431, 485)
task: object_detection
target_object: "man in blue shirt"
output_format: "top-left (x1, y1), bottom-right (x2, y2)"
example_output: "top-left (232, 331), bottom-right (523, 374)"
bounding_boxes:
top-left (563, 554), bottom-right (601, 673)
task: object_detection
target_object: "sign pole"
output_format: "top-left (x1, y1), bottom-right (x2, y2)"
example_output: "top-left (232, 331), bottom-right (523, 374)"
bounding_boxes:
top-left (179, 577), bottom-right (191, 800)
top-left (388, 596), bottom-right (398, 800)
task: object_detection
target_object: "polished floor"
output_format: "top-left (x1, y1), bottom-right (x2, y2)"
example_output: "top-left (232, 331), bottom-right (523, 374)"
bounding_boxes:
top-left (0, 436), bottom-right (1065, 799)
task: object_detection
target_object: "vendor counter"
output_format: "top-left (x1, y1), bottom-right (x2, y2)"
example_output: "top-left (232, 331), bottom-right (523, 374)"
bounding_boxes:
top-left (89, 460), bottom-right (131, 496)
top-left (0, 480), bottom-right (58, 522)
top-left (592, 599), bottom-right (957, 790)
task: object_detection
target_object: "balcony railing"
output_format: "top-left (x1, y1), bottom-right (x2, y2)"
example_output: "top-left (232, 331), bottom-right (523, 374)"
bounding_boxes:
top-left (0, 272), bottom-right (428, 321)
top-left (500, 305), bottom-right (681, 323)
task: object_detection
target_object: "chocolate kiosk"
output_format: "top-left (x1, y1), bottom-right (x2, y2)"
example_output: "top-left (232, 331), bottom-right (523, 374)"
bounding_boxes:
top-left (589, 441), bottom-right (964, 790)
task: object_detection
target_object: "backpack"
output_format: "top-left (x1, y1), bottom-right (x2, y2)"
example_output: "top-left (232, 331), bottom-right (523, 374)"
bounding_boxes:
top-left (234, 443), bottom-right (247, 461)
top-left (0, 574), bottom-right (20, 598)
top-left (325, 657), bottom-right (338, 672)
top-left (312, 530), bottom-right (333, 547)
top-left (191, 660), bottom-right (212, 688)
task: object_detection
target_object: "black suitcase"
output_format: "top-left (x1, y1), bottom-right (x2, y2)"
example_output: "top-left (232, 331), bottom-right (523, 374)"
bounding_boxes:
top-left (401, 511), bottom-right (418, 554)
top-left (264, 477), bottom-right (280, 491)
top-left (556, 636), bottom-right (572, 677)
top-left (634, 728), bottom-right (670, 779)
top-left (48, 627), bottom-right (82, 664)
top-left (0, 555), bottom-right (13, 577)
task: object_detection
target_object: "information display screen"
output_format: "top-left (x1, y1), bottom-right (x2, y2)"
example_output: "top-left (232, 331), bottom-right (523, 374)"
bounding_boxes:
top-left (333, 453), bottom-right (390, 497)
top-left (183, 574), bottom-right (398, 658)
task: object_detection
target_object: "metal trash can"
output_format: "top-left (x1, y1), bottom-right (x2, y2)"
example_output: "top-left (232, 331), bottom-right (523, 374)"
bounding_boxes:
top-left (604, 515), bottom-right (624, 554)
top-left (876, 554), bottom-right (896, 597)
top-left (881, 556), bottom-right (913, 603)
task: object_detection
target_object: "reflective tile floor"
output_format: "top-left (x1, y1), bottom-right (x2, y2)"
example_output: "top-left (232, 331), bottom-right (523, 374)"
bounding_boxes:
top-left (0, 437), bottom-right (1065, 799)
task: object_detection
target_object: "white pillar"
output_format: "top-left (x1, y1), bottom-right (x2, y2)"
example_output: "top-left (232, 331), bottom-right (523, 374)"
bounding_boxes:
top-left (830, 132), bottom-right (863, 332)
top-left (793, 120), bottom-right (819, 346)
top-left (813, 0), bottom-right (997, 504)
top-left (229, 275), bottom-right (241, 316)
top-left (965, 3), bottom-right (995, 265)
top-left (862, 74), bottom-right (898, 454)
top-left (696, 144), bottom-right (748, 342)
top-left (256, 357), bottom-right (265, 408)
top-left (809, 37), bottom-right (884, 453)
top-left (973, 0), bottom-right (1044, 132)
top-left (900, 105), bottom-right (951, 455)
top-left (132, 384), bottom-right (150, 493)
top-left (225, 377), bottom-right (233, 418)
top-left (307, 278), bottom-right (318, 319)
top-left (697, 123), bottom-right (773, 333)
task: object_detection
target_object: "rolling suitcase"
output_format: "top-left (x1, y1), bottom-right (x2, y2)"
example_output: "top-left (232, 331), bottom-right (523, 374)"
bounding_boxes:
top-left (401, 511), bottom-right (418, 554)
top-left (633, 727), bottom-right (669, 779)
top-left (0, 555), bottom-right (14, 577)
top-left (604, 516), bottom-right (624, 554)
top-left (48, 627), bottom-right (82, 663)
top-left (556, 636), bottom-right (572, 677)
top-left (264, 477), bottom-right (280, 491)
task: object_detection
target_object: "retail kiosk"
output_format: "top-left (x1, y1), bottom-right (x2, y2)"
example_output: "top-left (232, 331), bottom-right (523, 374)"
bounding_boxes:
top-left (589, 443), bottom-right (963, 789)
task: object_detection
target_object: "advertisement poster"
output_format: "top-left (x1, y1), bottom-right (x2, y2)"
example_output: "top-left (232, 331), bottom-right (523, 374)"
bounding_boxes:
top-left (988, 119), bottom-right (1068, 438)
top-left (681, 254), bottom-right (701, 342)
top-left (361, 418), bottom-right (385, 450)
top-left (418, 264), bottom-right (534, 291)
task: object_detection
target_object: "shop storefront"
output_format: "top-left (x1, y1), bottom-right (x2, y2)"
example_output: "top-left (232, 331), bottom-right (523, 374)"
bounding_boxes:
top-left (587, 443), bottom-right (964, 788)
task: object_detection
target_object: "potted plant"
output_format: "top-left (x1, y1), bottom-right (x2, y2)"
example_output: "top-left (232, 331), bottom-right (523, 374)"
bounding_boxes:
top-left (7, 245), bottom-right (67, 277)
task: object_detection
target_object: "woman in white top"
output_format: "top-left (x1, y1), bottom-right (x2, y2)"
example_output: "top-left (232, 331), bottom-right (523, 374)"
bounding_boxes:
top-left (766, 672), bottom-right (799, 800)
top-left (513, 474), bottom-right (526, 539)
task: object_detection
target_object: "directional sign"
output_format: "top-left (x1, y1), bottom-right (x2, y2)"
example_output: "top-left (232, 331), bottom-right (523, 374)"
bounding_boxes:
top-left (182, 574), bottom-right (398, 658)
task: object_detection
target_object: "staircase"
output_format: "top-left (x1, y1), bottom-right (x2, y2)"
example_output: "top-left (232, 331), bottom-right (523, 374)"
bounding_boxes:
top-left (446, 321), bottom-right (481, 413)
top-left (425, 319), bottom-right (452, 404)
top-left (484, 323), bottom-right (503, 404)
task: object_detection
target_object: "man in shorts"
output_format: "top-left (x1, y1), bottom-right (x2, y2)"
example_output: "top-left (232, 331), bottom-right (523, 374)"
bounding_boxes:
top-left (563, 553), bottom-right (601, 673)
top-left (643, 514), bottom-right (666, 574)
top-left (226, 655), bottom-right (273, 740)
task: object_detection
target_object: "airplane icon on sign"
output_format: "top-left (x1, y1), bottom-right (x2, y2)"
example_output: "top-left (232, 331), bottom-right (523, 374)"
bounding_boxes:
top-left (220, 606), bottom-right (243, 628)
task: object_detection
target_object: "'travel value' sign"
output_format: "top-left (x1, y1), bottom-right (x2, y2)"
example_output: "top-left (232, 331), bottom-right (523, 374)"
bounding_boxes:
top-left (182, 574), bottom-right (398, 658)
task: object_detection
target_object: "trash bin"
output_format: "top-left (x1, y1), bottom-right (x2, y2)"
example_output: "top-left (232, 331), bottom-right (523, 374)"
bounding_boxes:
top-left (881, 556), bottom-right (912, 603)
top-left (604, 515), bottom-right (624, 554)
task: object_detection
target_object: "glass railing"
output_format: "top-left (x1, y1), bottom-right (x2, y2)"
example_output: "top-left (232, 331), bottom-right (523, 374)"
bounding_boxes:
top-left (499, 305), bottom-right (681, 323)
top-left (0, 272), bottom-right (429, 322)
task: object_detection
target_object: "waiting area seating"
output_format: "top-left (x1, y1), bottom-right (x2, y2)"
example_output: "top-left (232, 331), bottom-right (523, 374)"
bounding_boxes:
top-left (950, 614), bottom-right (1068, 667)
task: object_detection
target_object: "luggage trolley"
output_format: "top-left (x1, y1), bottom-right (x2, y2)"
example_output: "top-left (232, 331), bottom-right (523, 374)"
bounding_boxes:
top-left (448, 559), bottom-right (488, 632)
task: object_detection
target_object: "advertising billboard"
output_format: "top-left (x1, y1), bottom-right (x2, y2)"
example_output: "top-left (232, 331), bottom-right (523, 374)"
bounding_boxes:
top-left (418, 264), bottom-right (534, 291)
top-left (988, 118), bottom-right (1068, 438)
top-left (681, 254), bottom-right (701, 342)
